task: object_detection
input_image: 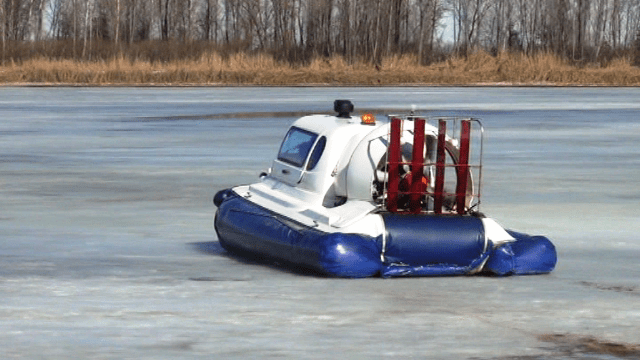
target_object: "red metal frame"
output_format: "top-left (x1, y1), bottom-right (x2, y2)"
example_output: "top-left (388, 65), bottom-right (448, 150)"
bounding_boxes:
top-left (433, 120), bottom-right (447, 214)
top-left (455, 120), bottom-right (471, 215)
top-left (385, 117), bottom-right (479, 215)
top-left (409, 118), bottom-right (425, 213)
top-left (386, 117), bottom-right (402, 213)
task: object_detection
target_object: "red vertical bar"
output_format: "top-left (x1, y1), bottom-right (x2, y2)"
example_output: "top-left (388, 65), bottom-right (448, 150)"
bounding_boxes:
top-left (456, 120), bottom-right (471, 215)
top-left (409, 118), bottom-right (425, 213)
top-left (433, 120), bottom-right (447, 214)
top-left (387, 117), bottom-right (402, 213)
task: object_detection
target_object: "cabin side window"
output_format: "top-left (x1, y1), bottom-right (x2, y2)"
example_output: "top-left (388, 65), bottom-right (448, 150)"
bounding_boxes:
top-left (277, 127), bottom-right (318, 167)
top-left (306, 136), bottom-right (326, 170)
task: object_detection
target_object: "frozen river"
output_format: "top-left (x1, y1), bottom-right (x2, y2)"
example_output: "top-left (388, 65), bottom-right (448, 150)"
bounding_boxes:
top-left (1, 87), bottom-right (640, 359)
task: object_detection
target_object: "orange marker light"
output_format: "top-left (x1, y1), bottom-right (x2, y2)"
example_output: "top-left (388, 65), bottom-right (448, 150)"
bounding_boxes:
top-left (361, 113), bottom-right (376, 125)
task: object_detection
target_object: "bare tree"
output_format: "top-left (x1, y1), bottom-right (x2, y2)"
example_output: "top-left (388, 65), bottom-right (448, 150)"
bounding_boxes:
top-left (82, 0), bottom-right (95, 58)
top-left (487, 0), bottom-right (512, 51)
top-left (417, 0), bottom-right (444, 62)
top-left (158, 0), bottom-right (170, 40)
top-left (7, 0), bottom-right (640, 67)
top-left (1, 0), bottom-right (5, 64)
top-left (272, 0), bottom-right (295, 51)
top-left (449, 0), bottom-right (493, 52)
top-left (202, 0), bottom-right (221, 42)
top-left (35, 0), bottom-right (47, 41)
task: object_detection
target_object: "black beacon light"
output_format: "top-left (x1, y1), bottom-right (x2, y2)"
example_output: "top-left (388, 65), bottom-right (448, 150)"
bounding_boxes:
top-left (334, 100), bottom-right (354, 118)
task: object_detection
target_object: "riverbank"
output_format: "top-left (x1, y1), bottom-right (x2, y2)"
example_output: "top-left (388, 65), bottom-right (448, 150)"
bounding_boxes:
top-left (2, 51), bottom-right (640, 86)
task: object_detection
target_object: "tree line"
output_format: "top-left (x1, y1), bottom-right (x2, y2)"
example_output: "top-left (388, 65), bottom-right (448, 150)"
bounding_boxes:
top-left (2, 0), bottom-right (640, 64)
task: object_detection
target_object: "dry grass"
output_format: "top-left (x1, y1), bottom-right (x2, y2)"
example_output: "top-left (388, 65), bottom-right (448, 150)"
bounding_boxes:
top-left (2, 50), bottom-right (640, 86)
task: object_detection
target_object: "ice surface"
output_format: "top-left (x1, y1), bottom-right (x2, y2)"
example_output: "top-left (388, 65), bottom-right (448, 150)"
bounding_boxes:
top-left (1, 87), bottom-right (639, 359)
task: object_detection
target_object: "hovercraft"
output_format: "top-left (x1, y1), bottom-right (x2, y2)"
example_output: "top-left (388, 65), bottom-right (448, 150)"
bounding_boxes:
top-left (213, 100), bottom-right (557, 278)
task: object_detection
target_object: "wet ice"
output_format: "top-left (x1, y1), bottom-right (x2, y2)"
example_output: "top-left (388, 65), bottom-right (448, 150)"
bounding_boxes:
top-left (1, 87), bottom-right (639, 359)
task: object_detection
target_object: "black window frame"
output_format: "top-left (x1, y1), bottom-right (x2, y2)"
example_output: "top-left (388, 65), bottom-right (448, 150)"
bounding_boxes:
top-left (306, 136), bottom-right (327, 171)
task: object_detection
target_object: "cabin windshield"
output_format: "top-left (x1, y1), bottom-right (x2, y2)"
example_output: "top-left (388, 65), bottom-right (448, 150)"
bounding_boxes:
top-left (277, 127), bottom-right (318, 167)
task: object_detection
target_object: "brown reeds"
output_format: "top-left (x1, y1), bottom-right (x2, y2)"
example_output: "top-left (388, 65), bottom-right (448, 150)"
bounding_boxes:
top-left (2, 50), bottom-right (640, 86)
